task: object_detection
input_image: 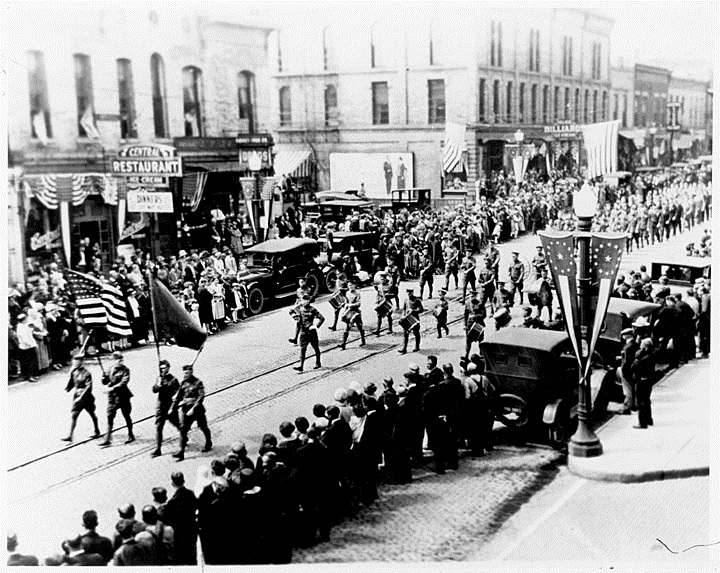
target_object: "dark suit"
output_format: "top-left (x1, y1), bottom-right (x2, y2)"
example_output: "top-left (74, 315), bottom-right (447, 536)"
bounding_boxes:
top-left (63, 551), bottom-right (107, 566)
top-left (320, 418), bottom-right (353, 511)
top-left (164, 486), bottom-right (198, 565)
top-left (80, 531), bottom-right (113, 564)
top-left (197, 484), bottom-right (233, 565)
top-left (294, 440), bottom-right (334, 542)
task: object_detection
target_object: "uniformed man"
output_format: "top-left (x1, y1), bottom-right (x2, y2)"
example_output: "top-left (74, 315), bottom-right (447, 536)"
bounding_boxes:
top-left (172, 364), bottom-right (212, 461)
top-left (398, 288), bottom-right (424, 354)
top-left (61, 354), bottom-right (101, 442)
top-left (293, 296), bottom-right (325, 372)
top-left (151, 359), bottom-right (180, 458)
top-left (340, 280), bottom-right (366, 350)
top-left (433, 288), bottom-right (450, 338)
top-left (486, 239), bottom-right (501, 281)
top-left (328, 276), bottom-right (349, 331)
top-left (519, 305), bottom-right (544, 328)
top-left (374, 272), bottom-right (394, 336)
top-left (531, 245), bottom-right (546, 274)
top-left (443, 243), bottom-right (459, 291)
top-left (507, 251), bottom-right (525, 306)
top-left (478, 258), bottom-right (496, 313)
top-left (418, 251), bottom-right (435, 299)
top-left (464, 290), bottom-right (485, 359)
top-left (288, 278), bottom-right (311, 344)
top-left (99, 352), bottom-right (134, 447)
top-left (460, 250), bottom-right (477, 302)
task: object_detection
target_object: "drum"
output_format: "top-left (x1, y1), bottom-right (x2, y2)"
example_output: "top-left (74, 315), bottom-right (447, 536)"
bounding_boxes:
top-left (399, 313), bottom-right (420, 331)
top-left (467, 321), bottom-right (484, 337)
top-left (432, 305), bottom-right (444, 318)
top-left (375, 300), bottom-right (393, 316)
top-left (341, 308), bottom-right (359, 323)
top-left (329, 292), bottom-right (347, 310)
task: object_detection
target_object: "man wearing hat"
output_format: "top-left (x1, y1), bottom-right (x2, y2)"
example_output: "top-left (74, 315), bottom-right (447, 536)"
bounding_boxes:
top-left (616, 328), bottom-right (639, 414)
top-left (486, 239), bottom-right (501, 281)
top-left (460, 250), bottom-right (477, 303)
top-left (507, 251), bottom-right (525, 306)
top-left (328, 275), bottom-right (349, 331)
top-left (418, 249), bottom-right (435, 300)
top-left (100, 352), bottom-right (135, 447)
top-left (374, 272), bottom-right (394, 336)
top-left (399, 288), bottom-right (424, 354)
top-left (433, 288), bottom-right (450, 338)
top-left (151, 359), bottom-right (181, 458)
top-left (15, 313), bottom-right (39, 382)
top-left (464, 291), bottom-right (486, 359)
top-left (340, 279), bottom-right (366, 350)
top-left (62, 354), bottom-right (101, 442)
top-left (531, 245), bottom-right (546, 273)
top-left (172, 364), bottom-right (213, 460)
top-left (631, 338), bottom-right (656, 429)
top-left (293, 295), bottom-right (325, 372)
top-left (442, 240), bottom-right (459, 291)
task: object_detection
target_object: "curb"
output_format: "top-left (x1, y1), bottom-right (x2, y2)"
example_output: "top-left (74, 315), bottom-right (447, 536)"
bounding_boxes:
top-left (567, 462), bottom-right (709, 483)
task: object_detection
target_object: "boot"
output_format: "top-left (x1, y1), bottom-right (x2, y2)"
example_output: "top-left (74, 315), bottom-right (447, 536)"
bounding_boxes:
top-left (388, 319), bottom-right (393, 334)
top-left (341, 332), bottom-right (348, 350)
top-left (359, 329), bottom-right (366, 347)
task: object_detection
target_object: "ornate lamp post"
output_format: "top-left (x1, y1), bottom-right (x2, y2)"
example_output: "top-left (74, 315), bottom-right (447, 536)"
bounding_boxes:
top-left (568, 182), bottom-right (603, 458)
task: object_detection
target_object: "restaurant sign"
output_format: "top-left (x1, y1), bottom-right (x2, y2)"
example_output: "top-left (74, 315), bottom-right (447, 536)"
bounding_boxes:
top-left (127, 190), bottom-right (175, 213)
top-left (112, 144), bottom-right (182, 177)
top-left (543, 122), bottom-right (582, 139)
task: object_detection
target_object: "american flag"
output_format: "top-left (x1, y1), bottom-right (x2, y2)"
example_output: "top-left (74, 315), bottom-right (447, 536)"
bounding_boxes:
top-left (67, 270), bottom-right (133, 336)
top-left (442, 122), bottom-right (467, 174)
top-left (538, 231), bottom-right (582, 368)
top-left (582, 120), bottom-right (620, 179)
top-left (584, 234), bottom-right (626, 378)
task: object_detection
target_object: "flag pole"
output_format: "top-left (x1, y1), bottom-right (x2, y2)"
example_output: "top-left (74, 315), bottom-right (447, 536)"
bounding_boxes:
top-left (146, 268), bottom-right (163, 375)
top-left (190, 344), bottom-right (205, 368)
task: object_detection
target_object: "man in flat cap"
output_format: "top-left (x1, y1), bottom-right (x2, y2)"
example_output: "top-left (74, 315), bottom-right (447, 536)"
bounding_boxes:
top-left (399, 288), bottom-right (424, 354)
top-left (172, 364), bottom-right (213, 461)
top-left (100, 351), bottom-right (135, 447)
top-left (62, 354), bottom-right (101, 442)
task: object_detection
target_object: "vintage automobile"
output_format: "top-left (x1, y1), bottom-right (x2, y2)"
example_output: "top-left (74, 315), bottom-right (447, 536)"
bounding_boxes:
top-left (316, 231), bottom-right (380, 291)
top-left (390, 188), bottom-right (432, 211)
top-left (302, 199), bottom-right (376, 225)
top-left (481, 328), bottom-right (612, 448)
top-left (237, 238), bottom-right (323, 315)
top-left (650, 256), bottom-right (711, 286)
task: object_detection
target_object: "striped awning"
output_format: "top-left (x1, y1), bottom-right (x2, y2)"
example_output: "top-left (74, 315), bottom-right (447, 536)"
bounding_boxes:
top-left (273, 148), bottom-right (313, 178)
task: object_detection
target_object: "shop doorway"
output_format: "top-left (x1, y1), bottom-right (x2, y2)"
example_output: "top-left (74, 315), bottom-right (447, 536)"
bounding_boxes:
top-left (482, 140), bottom-right (506, 175)
top-left (72, 220), bottom-right (113, 270)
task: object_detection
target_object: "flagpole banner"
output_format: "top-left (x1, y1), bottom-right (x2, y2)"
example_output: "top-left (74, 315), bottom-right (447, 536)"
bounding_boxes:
top-left (584, 233), bottom-right (626, 378)
top-left (582, 120), bottom-right (620, 179)
top-left (150, 277), bottom-right (208, 350)
top-left (538, 231), bottom-right (583, 368)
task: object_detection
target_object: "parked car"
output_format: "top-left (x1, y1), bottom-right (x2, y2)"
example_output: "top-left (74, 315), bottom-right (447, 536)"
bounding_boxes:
top-left (237, 238), bottom-right (322, 315)
top-left (596, 298), bottom-right (660, 368)
top-left (316, 231), bottom-right (380, 290)
top-left (302, 199), bottom-right (376, 225)
top-left (481, 328), bottom-right (612, 448)
top-left (650, 256), bottom-right (711, 286)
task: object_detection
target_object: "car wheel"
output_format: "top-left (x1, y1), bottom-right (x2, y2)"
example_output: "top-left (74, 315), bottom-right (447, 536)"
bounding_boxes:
top-left (325, 269), bottom-right (338, 292)
top-left (305, 272), bottom-right (320, 298)
top-left (497, 394), bottom-right (530, 428)
top-left (247, 286), bottom-right (265, 315)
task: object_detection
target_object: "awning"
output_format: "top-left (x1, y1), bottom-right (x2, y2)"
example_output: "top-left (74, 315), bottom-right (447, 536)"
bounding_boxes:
top-left (273, 148), bottom-right (313, 178)
top-left (619, 129), bottom-right (647, 147)
top-left (184, 161), bottom-right (243, 172)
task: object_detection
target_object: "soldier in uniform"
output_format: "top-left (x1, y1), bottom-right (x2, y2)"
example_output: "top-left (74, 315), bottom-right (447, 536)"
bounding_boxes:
top-left (151, 359), bottom-right (180, 458)
top-left (418, 250), bottom-right (435, 300)
top-left (507, 251), bottom-right (525, 306)
top-left (531, 245), bottom-right (546, 274)
top-left (478, 258), bottom-right (496, 313)
top-left (340, 280), bottom-right (366, 350)
top-left (464, 290), bottom-right (485, 359)
top-left (99, 352), bottom-right (135, 447)
top-left (61, 354), bottom-right (101, 442)
top-left (398, 288), bottom-right (424, 354)
top-left (460, 250), bottom-right (477, 303)
top-left (374, 272), bottom-right (394, 336)
top-left (443, 242), bottom-right (459, 291)
top-left (293, 296), bottom-right (325, 372)
top-left (433, 288), bottom-right (450, 338)
top-left (486, 239), bottom-right (501, 281)
top-left (172, 364), bottom-right (212, 461)
top-left (288, 278), bottom-right (311, 344)
top-left (328, 276), bottom-right (349, 331)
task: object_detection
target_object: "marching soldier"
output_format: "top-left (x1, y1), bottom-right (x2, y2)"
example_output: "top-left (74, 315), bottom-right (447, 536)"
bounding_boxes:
top-left (531, 245), bottom-right (546, 274)
top-left (398, 288), bottom-right (424, 354)
top-left (508, 251), bottom-right (525, 306)
top-left (340, 280), bottom-right (366, 350)
top-left (433, 288), bottom-right (450, 338)
top-left (172, 364), bottom-right (213, 461)
top-left (288, 278), bottom-right (311, 344)
top-left (61, 354), bottom-right (101, 442)
top-left (418, 250), bottom-right (435, 299)
top-left (151, 359), bottom-right (180, 458)
top-left (374, 272), bottom-right (394, 336)
top-left (478, 258), bottom-right (496, 313)
top-left (443, 242), bottom-right (459, 291)
top-left (99, 352), bottom-right (135, 447)
top-left (464, 290), bottom-right (485, 359)
top-left (460, 250), bottom-right (477, 302)
top-left (328, 276), bottom-right (349, 331)
top-left (293, 296), bottom-right (325, 372)
top-left (486, 239), bottom-right (501, 281)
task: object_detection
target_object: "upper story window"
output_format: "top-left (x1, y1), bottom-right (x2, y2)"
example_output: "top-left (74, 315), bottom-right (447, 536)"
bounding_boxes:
top-left (506, 81), bottom-right (513, 121)
top-left (428, 79), bottom-right (445, 124)
top-left (74, 53), bottom-right (95, 137)
top-left (277, 31), bottom-right (283, 72)
top-left (530, 84), bottom-right (537, 124)
top-left (371, 81), bottom-right (389, 125)
top-left (518, 82), bottom-right (525, 123)
top-left (370, 22), bottom-right (392, 68)
top-left (479, 78), bottom-right (486, 122)
top-left (602, 91), bottom-right (608, 121)
top-left (182, 66), bottom-right (204, 137)
top-left (117, 59), bottom-right (137, 139)
top-left (27, 50), bottom-right (52, 140)
top-left (613, 93), bottom-right (619, 120)
top-left (237, 71), bottom-right (256, 133)
top-left (493, 80), bottom-right (500, 120)
top-left (574, 88), bottom-right (580, 122)
top-left (279, 86), bottom-right (292, 126)
top-left (622, 94), bottom-right (628, 127)
top-left (553, 86), bottom-right (560, 121)
top-left (542, 85), bottom-right (549, 123)
top-left (591, 43), bottom-right (602, 80)
top-left (325, 84), bottom-right (338, 126)
top-left (528, 29), bottom-right (540, 72)
top-left (592, 90), bottom-right (598, 122)
top-left (150, 53), bottom-right (169, 138)
top-left (491, 21), bottom-right (503, 67)
top-left (564, 86), bottom-right (571, 120)
top-left (323, 27), bottom-right (332, 71)
top-left (562, 36), bottom-right (573, 76)
top-left (584, 89), bottom-right (590, 123)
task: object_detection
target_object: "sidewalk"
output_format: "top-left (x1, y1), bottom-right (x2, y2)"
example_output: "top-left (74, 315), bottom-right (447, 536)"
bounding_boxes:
top-left (568, 358), bottom-right (711, 483)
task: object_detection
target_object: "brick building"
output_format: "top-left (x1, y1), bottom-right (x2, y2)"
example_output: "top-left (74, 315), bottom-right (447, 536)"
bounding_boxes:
top-left (270, 6), bottom-right (613, 202)
top-left (668, 75), bottom-right (711, 159)
top-left (6, 4), bottom-right (274, 280)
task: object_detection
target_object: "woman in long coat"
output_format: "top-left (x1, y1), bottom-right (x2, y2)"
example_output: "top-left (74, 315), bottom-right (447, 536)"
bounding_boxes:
top-left (196, 278), bottom-right (214, 333)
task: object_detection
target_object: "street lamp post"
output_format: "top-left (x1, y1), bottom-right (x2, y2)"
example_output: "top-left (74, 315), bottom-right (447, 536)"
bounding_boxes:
top-left (568, 182), bottom-right (603, 458)
top-left (248, 151), bottom-right (262, 243)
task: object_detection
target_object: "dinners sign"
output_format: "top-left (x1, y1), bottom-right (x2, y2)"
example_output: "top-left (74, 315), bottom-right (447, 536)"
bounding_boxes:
top-left (127, 190), bottom-right (175, 213)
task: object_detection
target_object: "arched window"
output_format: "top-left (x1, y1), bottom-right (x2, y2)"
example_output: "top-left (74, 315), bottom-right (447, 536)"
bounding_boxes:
top-left (150, 53), bottom-right (168, 137)
top-left (182, 66), bottom-right (204, 136)
top-left (324, 84), bottom-right (338, 126)
top-left (117, 59), bottom-right (137, 139)
top-left (238, 71), bottom-right (256, 133)
top-left (279, 86), bottom-right (292, 126)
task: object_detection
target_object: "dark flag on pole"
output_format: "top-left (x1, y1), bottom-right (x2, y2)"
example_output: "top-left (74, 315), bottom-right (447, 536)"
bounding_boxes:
top-left (538, 231), bottom-right (583, 368)
top-left (149, 277), bottom-right (207, 350)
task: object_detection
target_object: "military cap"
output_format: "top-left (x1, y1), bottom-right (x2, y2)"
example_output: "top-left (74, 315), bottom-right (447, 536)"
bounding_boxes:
top-left (112, 351), bottom-right (123, 360)
top-left (182, 364), bottom-right (194, 371)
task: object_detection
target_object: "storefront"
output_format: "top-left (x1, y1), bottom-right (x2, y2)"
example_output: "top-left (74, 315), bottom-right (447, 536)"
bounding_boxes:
top-left (476, 126), bottom-right (553, 180)
top-left (272, 145), bottom-right (315, 204)
top-left (543, 122), bottom-right (583, 174)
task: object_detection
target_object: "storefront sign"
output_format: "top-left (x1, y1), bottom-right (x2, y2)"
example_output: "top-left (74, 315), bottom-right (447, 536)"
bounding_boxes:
top-left (544, 123), bottom-right (582, 139)
top-left (128, 175), bottom-right (169, 187)
top-left (236, 134), bottom-right (273, 146)
top-left (30, 228), bottom-right (61, 251)
top-left (118, 215), bottom-right (149, 241)
top-left (112, 144), bottom-right (182, 177)
top-left (127, 190), bottom-right (175, 213)
top-left (174, 137), bottom-right (239, 152)
top-left (239, 149), bottom-right (271, 169)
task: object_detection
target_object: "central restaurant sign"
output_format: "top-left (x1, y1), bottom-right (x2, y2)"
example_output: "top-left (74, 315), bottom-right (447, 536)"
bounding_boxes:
top-left (111, 144), bottom-right (182, 177)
